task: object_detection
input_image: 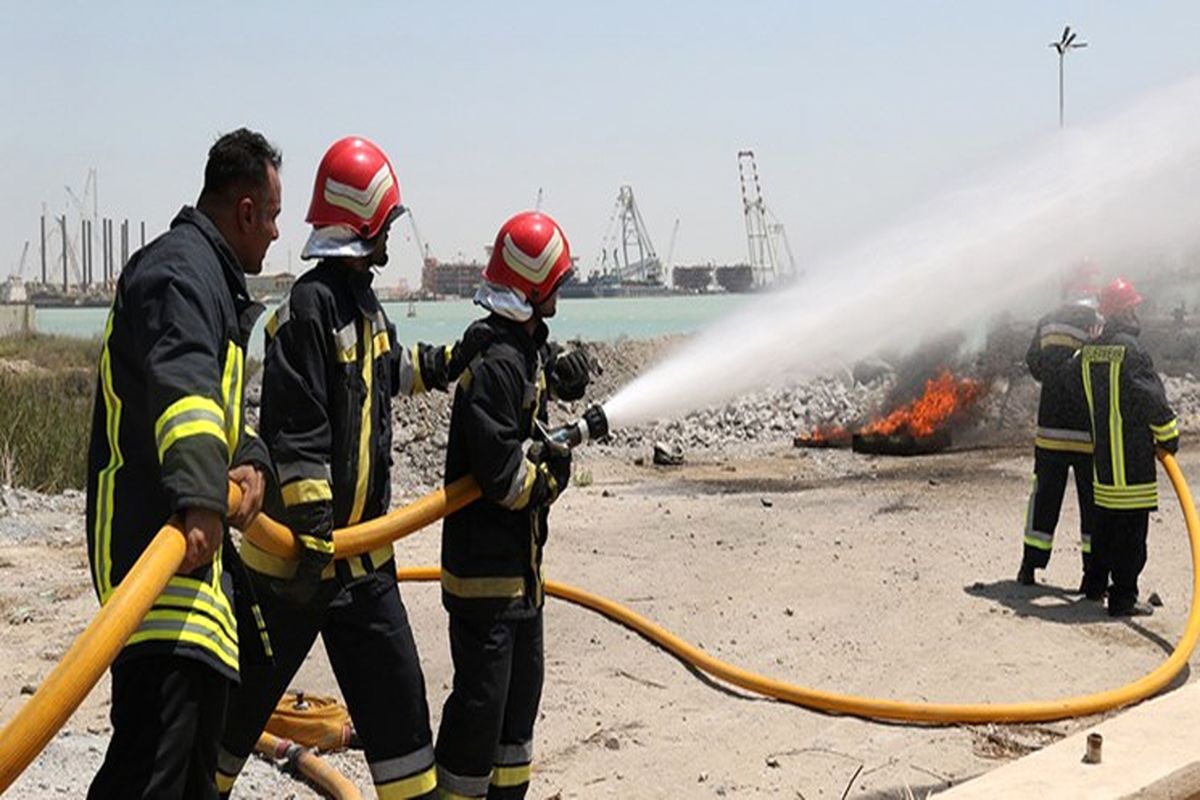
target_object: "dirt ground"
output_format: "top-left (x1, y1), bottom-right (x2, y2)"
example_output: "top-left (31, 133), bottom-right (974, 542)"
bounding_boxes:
top-left (3, 442), bottom-right (1198, 799)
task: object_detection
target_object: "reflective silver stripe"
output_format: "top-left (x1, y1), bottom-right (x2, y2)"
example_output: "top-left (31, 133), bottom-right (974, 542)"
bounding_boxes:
top-left (495, 741), bottom-right (533, 765)
top-left (159, 584), bottom-right (236, 635)
top-left (217, 747), bottom-right (248, 777)
top-left (499, 458), bottom-right (531, 509)
top-left (156, 407), bottom-right (225, 454)
top-left (1025, 530), bottom-right (1053, 545)
top-left (132, 619), bottom-right (238, 664)
top-left (395, 344), bottom-right (418, 396)
top-left (1036, 426), bottom-right (1092, 443)
top-left (370, 744), bottom-right (435, 783)
top-left (1081, 533), bottom-right (1092, 545)
top-left (1042, 322), bottom-right (1090, 340)
top-left (333, 320), bottom-right (358, 353)
top-left (274, 298), bottom-right (291, 327)
top-left (437, 764), bottom-right (491, 797)
top-left (370, 310), bottom-right (388, 334)
top-left (277, 460), bottom-right (332, 484)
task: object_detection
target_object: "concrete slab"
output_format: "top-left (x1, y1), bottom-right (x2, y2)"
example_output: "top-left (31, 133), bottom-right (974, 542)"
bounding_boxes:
top-left (940, 681), bottom-right (1200, 799)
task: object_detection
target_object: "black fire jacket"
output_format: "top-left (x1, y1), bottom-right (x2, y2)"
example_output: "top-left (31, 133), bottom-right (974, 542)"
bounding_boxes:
top-left (441, 315), bottom-right (555, 620)
top-left (85, 206), bottom-right (269, 680)
top-left (1027, 300), bottom-right (1100, 454)
top-left (1071, 319), bottom-right (1179, 511)
top-left (244, 261), bottom-right (454, 582)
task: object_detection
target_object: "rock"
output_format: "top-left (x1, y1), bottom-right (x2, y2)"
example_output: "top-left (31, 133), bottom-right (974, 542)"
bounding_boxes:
top-left (653, 442), bottom-right (684, 466)
top-left (1149, 591), bottom-right (1163, 607)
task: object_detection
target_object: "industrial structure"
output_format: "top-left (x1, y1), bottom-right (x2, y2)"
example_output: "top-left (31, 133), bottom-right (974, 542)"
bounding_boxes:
top-left (734, 150), bottom-right (797, 291)
top-left (596, 185), bottom-right (664, 285)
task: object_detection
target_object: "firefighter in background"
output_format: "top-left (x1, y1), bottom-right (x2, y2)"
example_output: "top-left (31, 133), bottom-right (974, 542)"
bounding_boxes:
top-left (1018, 263), bottom-right (1102, 589)
top-left (86, 128), bottom-right (278, 799)
top-left (1073, 277), bottom-right (1180, 616)
top-left (435, 211), bottom-right (590, 799)
top-left (216, 137), bottom-right (490, 799)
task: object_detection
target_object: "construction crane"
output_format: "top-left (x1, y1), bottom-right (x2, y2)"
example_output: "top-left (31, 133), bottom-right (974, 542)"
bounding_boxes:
top-left (664, 218), bottom-right (680, 273)
top-left (736, 150), bottom-right (797, 288)
top-left (12, 241), bottom-right (30, 278)
top-left (596, 185), bottom-right (662, 284)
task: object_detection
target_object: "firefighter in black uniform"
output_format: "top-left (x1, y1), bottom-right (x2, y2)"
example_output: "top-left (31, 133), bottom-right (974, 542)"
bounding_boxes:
top-left (85, 129), bottom-right (279, 799)
top-left (1073, 277), bottom-right (1180, 616)
top-left (1017, 273), bottom-right (1102, 589)
top-left (217, 137), bottom-right (494, 799)
top-left (435, 210), bottom-right (589, 800)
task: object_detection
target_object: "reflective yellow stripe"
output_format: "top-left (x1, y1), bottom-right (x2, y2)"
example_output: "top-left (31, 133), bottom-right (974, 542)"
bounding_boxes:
top-left (127, 627), bottom-right (239, 672)
top-left (281, 478), bottom-right (333, 506)
top-left (1110, 360), bottom-right (1125, 486)
top-left (441, 569), bottom-right (525, 599)
top-left (411, 345), bottom-right (427, 394)
top-left (142, 606), bottom-right (238, 656)
top-left (157, 419), bottom-right (227, 462)
top-left (93, 312), bottom-right (122, 601)
top-left (350, 317), bottom-right (373, 525)
top-left (221, 342), bottom-right (244, 458)
top-left (490, 764), bottom-right (530, 788)
top-left (1034, 437), bottom-right (1094, 454)
top-left (510, 459), bottom-right (539, 510)
top-left (216, 772), bottom-right (237, 794)
top-left (298, 534), bottom-right (335, 554)
top-left (374, 330), bottom-right (391, 360)
top-left (1152, 418), bottom-right (1180, 442)
top-left (1041, 333), bottom-right (1083, 349)
top-left (377, 766), bottom-right (437, 799)
top-left (154, 395), bottom-right (225, 441)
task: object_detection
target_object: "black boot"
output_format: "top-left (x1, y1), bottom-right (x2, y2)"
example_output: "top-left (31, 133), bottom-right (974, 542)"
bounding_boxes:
top-left (1017, 563), bottom-right (1036, 586)
top-left (1108, 600), bottom-right (1153, 618)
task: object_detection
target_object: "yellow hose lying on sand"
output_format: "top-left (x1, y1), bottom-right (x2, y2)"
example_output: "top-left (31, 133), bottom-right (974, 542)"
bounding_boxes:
top-left (0, 456), bottom-right (1197, 791)
top-left (255, 731), bottom-right (362, 800)
top-left (394, 454), bottom-right (1200, 723)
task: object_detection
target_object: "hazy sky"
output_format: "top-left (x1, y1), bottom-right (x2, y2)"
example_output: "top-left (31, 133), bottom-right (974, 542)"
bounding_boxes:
top-left (3, 1), bottom-right (1199, 288)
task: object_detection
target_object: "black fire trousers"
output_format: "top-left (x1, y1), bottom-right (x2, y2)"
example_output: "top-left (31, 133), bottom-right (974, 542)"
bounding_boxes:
top-left (1022, 448), bottom-right (1096, 571)
top-left (435, 613), bottom-right (544, 800)
top-left (217, 565), bottom-right (435, 799)
top-left (1085, 507), bottom-right (1150, 611)
top-left (88, 654), bottom-right (230, 800)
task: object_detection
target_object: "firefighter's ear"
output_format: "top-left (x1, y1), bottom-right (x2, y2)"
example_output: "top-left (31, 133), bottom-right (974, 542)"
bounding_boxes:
top-left (235, 194), bottom-right (256, 233)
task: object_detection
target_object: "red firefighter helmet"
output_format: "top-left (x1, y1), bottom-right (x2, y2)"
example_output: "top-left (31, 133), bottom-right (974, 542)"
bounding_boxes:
top-left (302, 137), bottom-right (403, 259)
top-left (1061, 258), bottom-right (1100, 302)
top-left (482, 211), bottom-right (573, 303)
top-left (1099, 277), bottom-right (1143, 318)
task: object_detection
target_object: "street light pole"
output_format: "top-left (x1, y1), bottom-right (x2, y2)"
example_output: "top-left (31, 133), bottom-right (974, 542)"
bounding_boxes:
top-left (1050, 25), bottom-right (1087, 128)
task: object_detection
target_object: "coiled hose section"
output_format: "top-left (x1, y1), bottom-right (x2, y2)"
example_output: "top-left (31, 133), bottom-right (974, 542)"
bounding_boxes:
top-left (1, 455), bottom-right (1197, 792)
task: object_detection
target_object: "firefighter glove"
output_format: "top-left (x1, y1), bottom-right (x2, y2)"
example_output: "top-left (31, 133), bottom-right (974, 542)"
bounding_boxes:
top-left (549, 346), bottom-right (591, 401)
top-left (529, 448), bottom-right (571, 508)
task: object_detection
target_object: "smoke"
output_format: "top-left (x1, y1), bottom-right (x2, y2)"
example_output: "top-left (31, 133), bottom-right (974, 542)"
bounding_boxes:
top-left (603, 76), bottom-right (1200, 431)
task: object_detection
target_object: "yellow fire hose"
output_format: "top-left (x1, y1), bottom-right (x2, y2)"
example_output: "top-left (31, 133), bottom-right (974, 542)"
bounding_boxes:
top-left (1, 456), bottom-right (1197, 791)
top-left (256, 731), bottom-right (362, 800)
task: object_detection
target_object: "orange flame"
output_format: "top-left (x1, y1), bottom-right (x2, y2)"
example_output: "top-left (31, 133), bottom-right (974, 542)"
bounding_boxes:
top-left (862, 369), bottom-right (983, 437)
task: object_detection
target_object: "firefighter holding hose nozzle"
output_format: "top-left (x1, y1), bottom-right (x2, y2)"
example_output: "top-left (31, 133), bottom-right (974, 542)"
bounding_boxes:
top-left (434, 210), bottom-right (592, 799)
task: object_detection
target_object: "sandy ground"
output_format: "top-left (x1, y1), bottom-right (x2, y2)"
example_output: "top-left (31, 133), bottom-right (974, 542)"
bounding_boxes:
top-left (3, 442), bottom-right (1198, 799)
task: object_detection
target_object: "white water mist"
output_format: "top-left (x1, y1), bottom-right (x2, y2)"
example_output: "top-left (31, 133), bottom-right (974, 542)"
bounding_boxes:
top-left (603, 77), bottom-right (1200, 431)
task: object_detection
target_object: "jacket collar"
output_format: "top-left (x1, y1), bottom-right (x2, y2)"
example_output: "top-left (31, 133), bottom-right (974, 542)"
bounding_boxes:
top-left (317, 259), bottom-right (380, 318)
top-left (489, 313), bottom-right (548, 353)
top-left (171, 206), bottom-right (263, 338)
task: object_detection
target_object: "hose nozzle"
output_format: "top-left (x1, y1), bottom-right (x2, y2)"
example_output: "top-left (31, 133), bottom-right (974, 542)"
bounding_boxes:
top-left (538, 405), bottom-right (609, 453)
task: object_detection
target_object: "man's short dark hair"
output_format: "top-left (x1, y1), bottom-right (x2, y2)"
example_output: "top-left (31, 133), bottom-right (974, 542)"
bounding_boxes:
top-left (200, 127), bottom-right (282, 204)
